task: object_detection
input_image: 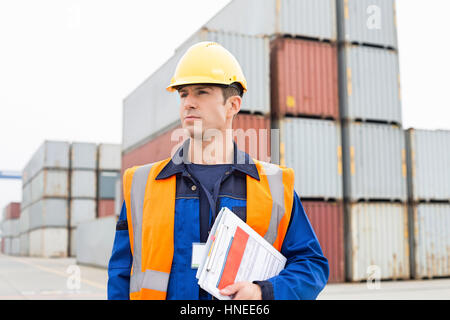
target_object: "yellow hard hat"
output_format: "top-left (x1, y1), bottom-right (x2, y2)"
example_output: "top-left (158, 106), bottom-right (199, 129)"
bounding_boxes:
top-left (166, 41), bottom-right (247, 93)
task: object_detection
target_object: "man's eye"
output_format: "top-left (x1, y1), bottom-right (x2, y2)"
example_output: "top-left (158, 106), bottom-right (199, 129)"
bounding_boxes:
top-left (198, 90), bottom-right (208, 94)
top-left (180, 93), bottom-right (187, 98)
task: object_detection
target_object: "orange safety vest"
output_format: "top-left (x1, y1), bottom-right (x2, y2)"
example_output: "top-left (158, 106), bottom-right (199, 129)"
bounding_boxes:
top-left (123, 157), bottom-right (294, 300)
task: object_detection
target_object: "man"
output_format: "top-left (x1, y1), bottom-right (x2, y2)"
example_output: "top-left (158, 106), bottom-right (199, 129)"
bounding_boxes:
top-left (108, 41), bottom-right (329, 300)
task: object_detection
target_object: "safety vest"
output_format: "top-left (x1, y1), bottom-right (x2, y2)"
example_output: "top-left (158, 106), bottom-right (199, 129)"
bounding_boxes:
top-left (123, 157), bottom-right (294, 300)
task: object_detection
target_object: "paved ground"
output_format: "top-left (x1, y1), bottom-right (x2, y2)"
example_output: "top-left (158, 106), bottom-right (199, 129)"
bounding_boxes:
top-left (1, 253), bottom-right (449, 300)
top-left (0, 253), bottom-right (107, 300)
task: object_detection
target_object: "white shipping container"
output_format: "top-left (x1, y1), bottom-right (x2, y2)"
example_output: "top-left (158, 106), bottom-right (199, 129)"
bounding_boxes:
top-left (342, 122), bottom-right (407, 201)
top-left (11, 219), bottom-right (20, 238)
top-left (405, 129), bottom-right (450, 201)
top-left (338, 44), bottom-right (402, 124)
top-left (31, 169), bottom-right (69, 203)
top-left (70, 142), bottom-right (97, 170)
top-left (29, 198), bottom-right (68, 230)
top-left (4, 237), bottom-right (11, 255)
top-left (11, 237), bottom-right (20, 256)
top-left (70, 199), bottom-right (96, 227)
top-left (76, 217), bottom-right (116, 268)
top-left (28, 227), bottom-right (68, 258)
top-left (410, 203), bottom-right (450, 279)
top-left (205, 0), bottom-right (336, 40)
top-left (98, 144), bottom-right (121, 171)
top-left (337, 0), bottom-right (398, 48)
top-left (347, 202), bottom-right (410, 281)
top-left (22, 141), bottom-right (70, 185)
top-left (19, 207), bottom-right (30, 234)
top-left (70, 170), bottom-right (97, 199)
top-left (22, 182), bottom-right (32, 209)
top-left (275, 117), bottom-right (343, 200)
top-left (1, 219), bottom-right (13, 237)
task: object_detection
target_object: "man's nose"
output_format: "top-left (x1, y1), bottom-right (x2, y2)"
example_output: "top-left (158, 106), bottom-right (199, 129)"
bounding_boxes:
top-left (182, 94), bottom-right (197, 109)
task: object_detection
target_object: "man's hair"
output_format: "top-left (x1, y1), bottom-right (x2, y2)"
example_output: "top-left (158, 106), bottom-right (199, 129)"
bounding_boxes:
top-left (219, 83), bottom-right (244, 104)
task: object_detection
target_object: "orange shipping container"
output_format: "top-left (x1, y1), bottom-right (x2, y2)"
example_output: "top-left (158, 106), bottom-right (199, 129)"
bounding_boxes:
top-left (302, 200), bottom-right (345, 283)
top-left (270, 37), bottom-right (339, 119)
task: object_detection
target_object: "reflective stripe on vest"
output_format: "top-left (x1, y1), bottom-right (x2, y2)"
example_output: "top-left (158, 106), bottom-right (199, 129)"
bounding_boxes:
top-left (123, 158), bottom-right (294, 300)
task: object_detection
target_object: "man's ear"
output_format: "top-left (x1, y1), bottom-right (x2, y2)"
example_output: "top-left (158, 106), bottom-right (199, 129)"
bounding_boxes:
top-left (228, 95), bottom-right (242, 119)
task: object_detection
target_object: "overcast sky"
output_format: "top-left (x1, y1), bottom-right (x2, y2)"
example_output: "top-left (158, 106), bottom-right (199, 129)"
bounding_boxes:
top-left (0, 0), bottom-right (449, 214)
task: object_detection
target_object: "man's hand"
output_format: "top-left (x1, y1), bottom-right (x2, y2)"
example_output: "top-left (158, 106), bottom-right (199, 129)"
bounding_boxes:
top-left (219, 281), bottom-right (262, 300)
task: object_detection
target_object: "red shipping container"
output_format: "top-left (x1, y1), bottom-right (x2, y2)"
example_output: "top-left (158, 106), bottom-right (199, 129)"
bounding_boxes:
top-left (271, 37), bottom-right (339, 119)
top-left (3, 202), bottom-right (21, 220)
top-left (302, 200), bottom-right (345, 283)
top-left (97, 199), bottom-right (115, 218)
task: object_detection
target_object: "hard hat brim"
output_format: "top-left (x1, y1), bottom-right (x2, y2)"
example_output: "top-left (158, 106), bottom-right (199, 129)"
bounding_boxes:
top-left (166, 76), bottom-right (247, 92)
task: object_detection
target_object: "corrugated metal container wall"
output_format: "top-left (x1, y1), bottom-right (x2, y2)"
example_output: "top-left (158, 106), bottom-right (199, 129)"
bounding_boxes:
top-left (275, 118), bottom-right (342, 200)
top-left (270, 38), bottom-right (339, 119)
top-left (70, 199), bottom-right (96, 227)
top-left (19, 206), bottom-right (29, 235)
top-left (338, 45), bottom-right (402, 124)
top-left (410, 203), bottom-right (450, 279)
top-left (405, 129), bottom-right (450, 202)
top-left (98, 199), bottom-right (115, 218)
top-left (337, 0), bottom-right (398, 48)
top-left (342, 122), bottom-right (407, 201)
top-left (98, 144), bottom-right (121, 171)
top-left (176, 29), bottom-right (270, 115)
top-left (70, 170), bottom-right (97, 199)
top-left (29, 198), bottom-right (68, 231)
top-left (22, 141), bottom-right (70, 185)
top-left (204, 0), bottom-right (337, 40)
top-left (3, 202), bottom-right (21, 220)
top-left (123, 31), bottom-right (269, 152)
top-left (19, 232), bottom-right (29, 256)
top-left (70, 142), bottom-right (97, 170)
top-left (30, 169), bottom-right (69, 202)
top-left (122, 52), bottom-right (183, 153)
top-left (28, 227), bottom-right (68, 258)
top-left (22, 183), bottom-right (32, 209)
top-left (302, 201), bottom-right (345, 283)
top-left (346, 202), bottom-right (410, 281)
top-left (76, 216), bottom-right (116, 268)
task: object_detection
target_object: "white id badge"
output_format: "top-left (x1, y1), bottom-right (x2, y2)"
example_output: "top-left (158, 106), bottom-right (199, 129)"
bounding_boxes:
top-left (191, 243), bottom-right (206, 269)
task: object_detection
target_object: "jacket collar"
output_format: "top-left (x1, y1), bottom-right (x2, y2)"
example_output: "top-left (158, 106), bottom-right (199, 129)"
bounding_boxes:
top-left (156, 138), bottom-right (260, 181)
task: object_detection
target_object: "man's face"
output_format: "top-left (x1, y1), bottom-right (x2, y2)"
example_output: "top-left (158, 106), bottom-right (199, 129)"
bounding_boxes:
top-left (178, 84), bottom-right (236, 138)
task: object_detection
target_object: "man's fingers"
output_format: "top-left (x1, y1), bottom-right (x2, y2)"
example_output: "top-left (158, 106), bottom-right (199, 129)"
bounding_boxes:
top-left (219, 282), bottom-right (244, 296)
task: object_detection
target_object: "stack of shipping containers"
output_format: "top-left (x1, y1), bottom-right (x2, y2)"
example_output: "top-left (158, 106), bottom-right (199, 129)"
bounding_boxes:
top-left (268, 1), bottom-right (345, 283)
top-left (22, 141), bottom-right (70, 258)
top-left (1, 140), bottom-right (122, 259)
top-left (0, 202), bottom-right (21, 255)
top-left (336, 0), bottom-right (410, 281)
top-left (69, 142), bottom-right (98, 257)
top-left (405, 129), bottom-right (450, 279)
top-left (73, 143), bottom-right (121, 268)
